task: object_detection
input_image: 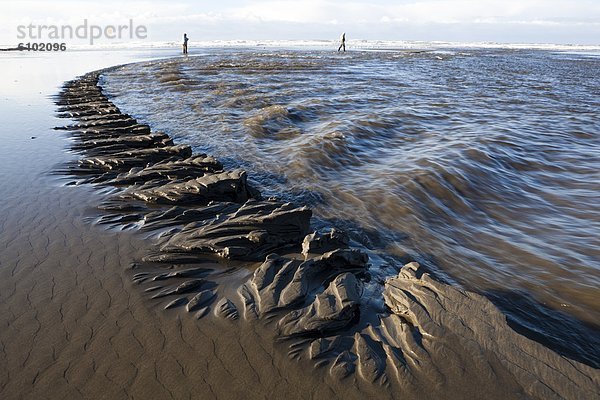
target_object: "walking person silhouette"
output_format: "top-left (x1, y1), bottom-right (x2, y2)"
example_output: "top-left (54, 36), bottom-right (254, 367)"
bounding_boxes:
top-left (183, 33), bottom-right (189, 55)
top-left (338, 32), bottom-right (346, 52)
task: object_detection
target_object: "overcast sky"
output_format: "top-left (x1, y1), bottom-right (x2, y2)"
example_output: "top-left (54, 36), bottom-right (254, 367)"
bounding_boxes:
top-left (2, 0), bottom-right (600, 45)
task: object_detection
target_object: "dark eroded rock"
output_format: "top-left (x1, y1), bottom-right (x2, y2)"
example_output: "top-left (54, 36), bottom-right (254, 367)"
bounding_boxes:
top-left (278, 272), bottom-right (362, 337)
top-left (312, 248), bottom-right (368, 272)
top-left (302, 229), bottom-right (349, 258)
top-left (161, 201), bottom-right (312, 260)
top-left (330, 350), bottom-right (356, 380)
top-left (240, 249), bottom-right (369, 320)
top-left (108, 154), bottom-right (223, 186)
top-left (353, 332), bottom-right (386, 383)
top-left (239, 255), bottom-right (309, 318)
top-left (79, 144), bottom-right (191, 171)
top-left (142, 202), bottom-right (241, 231)
top-left (187, 290), bottom-right (216, 312)
top-left (56, 116), bottom-right (137, 133)
top-left (195, 307), bottom-right (210, 320)
top-left (164, 297), bottom-right (188, 309)
top-left (151, 279), bottom-right (204, 299)
top-left (310, 336), bottom-right (343, 360)
top-left (125, 169), bottom-right (253, 205)
top-left (72, 132), bottom-right (173, 156)
top-left (152, 267), bottom-right (212, 281)
top-left (215, 298), bottom-right (239, 320)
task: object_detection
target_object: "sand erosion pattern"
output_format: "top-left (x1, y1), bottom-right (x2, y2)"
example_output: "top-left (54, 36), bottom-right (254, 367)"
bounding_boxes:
top-left (53, 70), bottom-right (599, 399)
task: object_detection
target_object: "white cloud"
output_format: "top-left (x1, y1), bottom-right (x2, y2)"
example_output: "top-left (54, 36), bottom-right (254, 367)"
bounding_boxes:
top-left (1, 0), bottom-right (599, 44)
top-left (223, 0), bottom-right (600, 24)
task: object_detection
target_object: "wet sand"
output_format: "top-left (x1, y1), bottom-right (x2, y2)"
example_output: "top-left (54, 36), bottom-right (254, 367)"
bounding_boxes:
top-left (0, 186), bottom-right (351, 399)
top-left (1, 51), bottom-right (599, 400)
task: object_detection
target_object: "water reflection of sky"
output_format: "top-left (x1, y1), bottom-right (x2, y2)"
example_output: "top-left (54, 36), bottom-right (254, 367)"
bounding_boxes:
top-left (0, 48), bottom-right (179, 186)
top-left (0, 48), bottom-right (179, 99)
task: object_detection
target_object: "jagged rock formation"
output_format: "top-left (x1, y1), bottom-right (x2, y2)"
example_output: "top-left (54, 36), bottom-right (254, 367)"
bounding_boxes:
top-left (151, 279), bottom-right (205, 299)
top-left (238, 248), bottom-right (369, 319)
top-left (124, 169), bottom-right (253, 205)
top-left (53, 71), bottom-right (600, 400)
top-left (302, 228), bottom-right (349, 257)
top-left (215, 298), bottom-right (240, 320)
top-left (160, 200), bottom-right (312, 260)
top-left (187, 290), bottom-right (216, 313)
top-left (79, 144), bottom-right (192, 171)
top-left (277, 272), bottom-right (362, 336)
top-left (71, 132), bottom-right (173, 156)
top-left (56, 73), bottom-right (307, 261)
top-left (108, 154), bottom-right (222, 186)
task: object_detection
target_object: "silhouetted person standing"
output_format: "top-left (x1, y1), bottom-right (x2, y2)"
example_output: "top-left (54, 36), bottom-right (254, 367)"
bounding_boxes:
top-left (338, 32), bottom-right (346, 52)
top-left (183, 33), bottom-right (189, 55)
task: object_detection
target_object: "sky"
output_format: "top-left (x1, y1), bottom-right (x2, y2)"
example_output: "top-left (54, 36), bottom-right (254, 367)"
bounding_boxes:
top-left (1, 0), bottom-right (600, 45)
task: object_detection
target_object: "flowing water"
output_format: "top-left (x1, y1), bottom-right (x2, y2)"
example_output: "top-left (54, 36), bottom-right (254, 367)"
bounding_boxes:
top-left (102, 47), bottom-right (600, 367)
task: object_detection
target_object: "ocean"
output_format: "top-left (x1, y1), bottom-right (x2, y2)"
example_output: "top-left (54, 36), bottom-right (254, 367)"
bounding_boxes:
top-left (101, 45), bottom-right (600, 367)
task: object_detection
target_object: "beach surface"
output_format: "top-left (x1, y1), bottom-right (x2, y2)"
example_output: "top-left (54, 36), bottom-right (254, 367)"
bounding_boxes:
top-left (1, 47), bottom-right (599, 399)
